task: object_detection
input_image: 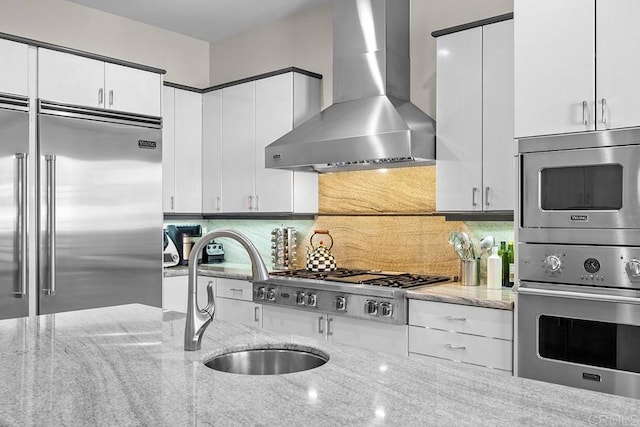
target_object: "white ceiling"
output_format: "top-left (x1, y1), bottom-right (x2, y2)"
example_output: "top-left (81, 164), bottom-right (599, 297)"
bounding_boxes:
top-left (66, 0), bottom-right (329, 42)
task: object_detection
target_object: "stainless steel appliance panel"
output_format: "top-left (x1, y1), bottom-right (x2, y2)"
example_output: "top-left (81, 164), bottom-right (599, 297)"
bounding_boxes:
top-left (0, 106), bottom-right (29, 319)
top-left (517, 281), bottom-right (640, 399)
top-left (38, 112), bottom-right (162, 314)
top-left (522, 144), bottom-right (640, 229)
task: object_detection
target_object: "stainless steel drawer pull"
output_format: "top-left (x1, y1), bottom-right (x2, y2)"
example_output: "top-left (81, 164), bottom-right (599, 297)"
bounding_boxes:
top-left (472, 187), bottom-right (478, 207)
top-left (582, 100), bottom-right (588, 125)
top-left (318, 316), bottom-right (324, 334)
top-left (229, 288), bottom-right (243, 294)
top-left (14, 153), bottom-right (27, 298)
top-left (444, 344), bottom-right (466, 350)
top-left (601, 98), bottom-right (607, 124)
top-left (254, 306), bottom-right (260, 322)
top-left (444, 316), bottom-right (467, 321)
top-left (327, 317), bottom-right (333, 336)
top-left (44, 154), bottom-right (57, 296)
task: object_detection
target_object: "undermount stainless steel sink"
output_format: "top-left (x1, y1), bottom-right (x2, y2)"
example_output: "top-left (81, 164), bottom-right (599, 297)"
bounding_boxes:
top-left (204, 347), bottom-right (329, 375)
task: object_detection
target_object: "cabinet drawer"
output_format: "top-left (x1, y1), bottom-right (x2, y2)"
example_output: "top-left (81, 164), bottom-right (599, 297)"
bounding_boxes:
top-left (409, 300), bottom-right (512, 340)
top-left (408, 352), bottom-right (511, 375)
top-left (409, 326), bottom-right (512, 371)
top-left (216, 278), bottom-right (253, 301)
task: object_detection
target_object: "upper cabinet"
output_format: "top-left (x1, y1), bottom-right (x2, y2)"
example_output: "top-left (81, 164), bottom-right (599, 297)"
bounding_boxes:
top-left (0, 39), bottom-right (29, 97)
top-left (38, 49), bottom-right (161, 116)
top-left (163, 86), bottom-right (202, 214)
top-left (515, 0), bottom-right (640, 137)
top-left (436, 20), bottom-right (515, 212)
top-left (202, 71), bottom-right (321, 214)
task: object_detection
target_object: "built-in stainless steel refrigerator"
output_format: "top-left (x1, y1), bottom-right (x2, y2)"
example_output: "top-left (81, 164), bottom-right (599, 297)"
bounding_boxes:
top-left (37, 101), bottom-right (162, 314)
top-left (0, 94), bottom-right (29, 320)
top-left (0, 99), bottom-right (164, 318)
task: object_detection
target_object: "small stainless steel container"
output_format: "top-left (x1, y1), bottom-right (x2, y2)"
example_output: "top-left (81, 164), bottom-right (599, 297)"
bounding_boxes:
top-left (460, 259), bottom-right (479, 286)
top-left (271, 226), bottom-right (297, 270)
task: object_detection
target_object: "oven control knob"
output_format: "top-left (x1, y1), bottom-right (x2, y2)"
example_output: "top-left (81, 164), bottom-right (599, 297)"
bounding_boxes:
top-left (256, 287), bottom-right (266, 300)
top-left (365, 300), bottom-right (378, 316)
top-left (307, 293), bottom-right (317, 307)
top-left (266, 288), bottom-right (276, 301)
top-left (544, 255), bottom-right (562, 273)
top-left (296, 292), bottom-right (306, 305)
top-left (625, 259), bottom-right (640, 278)
top-left (380, 302), bottom-right (393, 318)
top-left (336, 296), bottom-right (347, 311)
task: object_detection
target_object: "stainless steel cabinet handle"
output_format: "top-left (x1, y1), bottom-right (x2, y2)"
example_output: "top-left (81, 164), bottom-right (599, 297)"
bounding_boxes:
top-left (14, 153), bottom-right (27, 298)
top-left (472, 187), bottom-right (478, 207)
top-left (318, 316), bottom-right (324, 334)
top-left (254, 195), bottom-right (259, 211)
top-left (254, 306), bottom-right (260, 322)
top-left (485, 186), bottom-right (490, 206)
top-left (170, 196), bottom-right (174, 210)
top-left (582, 100), bottom-right (588, 125)
top-left (444, 316), bottom-right (467, 321)
top-left (98, 88), bottom-right (104, 105)
top-left (108, 90), bottom-right (114, 106)
top-left (44, 155), bottom-right (56, 296)
top-left (248, 195), bottom-right (253, 210)
top-left (327, 317), bottom-right (333, 336)
top-left (517, 285), bottom-right (640, 305)
top-left (216, 196), bottom-right (221, 211)
top-left (444, 344), bottom-right (466, 350)
top-left (601, 98), bottom-right (607, 124)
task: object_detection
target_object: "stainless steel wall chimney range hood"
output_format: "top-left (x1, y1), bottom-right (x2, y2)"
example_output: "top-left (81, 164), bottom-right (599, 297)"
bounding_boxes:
top-left (265, 0), bottom-right (435, 172)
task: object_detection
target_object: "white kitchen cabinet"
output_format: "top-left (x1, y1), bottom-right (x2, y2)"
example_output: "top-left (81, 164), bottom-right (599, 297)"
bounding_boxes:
top-left (214, 278), bottom-right (262, 328)
top-left (262, 305), bottom-right (408, 356)
top-left (408, 300), bottom-right (513, 373)
top-left (436, 20), bottom-right (514, 212)
top-left (0, 38), bottom-right (29, 96)
top-left (202, 90), bottom-right (223, 213)
top-left (515, 0), bottom-right (640, 137)
top-left (38, 49), bottom-right (161, 116)
top-left (204, 71), bottom-right (320, 214)
top-left (162, 86), bottom-right (202, 213)
top-left (162, 275), bottom-right (210, 313)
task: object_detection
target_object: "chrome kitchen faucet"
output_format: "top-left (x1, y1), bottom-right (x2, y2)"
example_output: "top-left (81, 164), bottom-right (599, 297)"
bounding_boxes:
top-left (184, 229), bottom-right (269, 351)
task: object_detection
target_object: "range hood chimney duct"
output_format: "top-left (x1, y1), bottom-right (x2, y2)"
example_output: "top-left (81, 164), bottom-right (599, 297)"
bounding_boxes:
top-left (265, 0), bottom-right (436, 172)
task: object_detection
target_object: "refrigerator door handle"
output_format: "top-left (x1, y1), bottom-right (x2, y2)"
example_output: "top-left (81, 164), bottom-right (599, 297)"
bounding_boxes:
top-left (14, 153), bottom-right (28, 298)
top-left (44, 154), bottom-right (56, 296)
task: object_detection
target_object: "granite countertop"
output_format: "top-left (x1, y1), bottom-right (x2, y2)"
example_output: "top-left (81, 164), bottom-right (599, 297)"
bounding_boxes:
top-left (407, 282), bottom-right (515, 310)
top-left (1, 304), bottom-right (638, 426)
top-left (164, 262), bottom-right (253, 280)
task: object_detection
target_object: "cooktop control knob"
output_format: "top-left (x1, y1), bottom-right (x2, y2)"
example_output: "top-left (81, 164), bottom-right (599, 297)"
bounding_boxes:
top-left (266, 288), bottom-right (276, 301)
top-left (307, 293), bottom-right (317, 307)
top-left (336, 296), bottom-right (347, 311)
top-left (256, 287), bottom-right (266, 300)
top-left (625, 259), bottom-right (640, 278)
top-left (380, 302), bottom-right (393, 318)
top-left (296, 292), bottom-right (306, 305)
top-left (365, 300), bottom-right (378, 316)
top-left (544, 255), bottom-right (562, 273)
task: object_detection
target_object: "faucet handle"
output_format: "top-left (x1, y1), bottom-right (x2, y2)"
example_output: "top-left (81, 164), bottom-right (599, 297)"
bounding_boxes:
top-left (203, 281), bottom-right (215, 317)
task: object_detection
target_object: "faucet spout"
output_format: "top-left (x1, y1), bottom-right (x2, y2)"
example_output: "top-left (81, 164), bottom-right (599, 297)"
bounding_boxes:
top-left (184, 228), bottom-right (269, 351)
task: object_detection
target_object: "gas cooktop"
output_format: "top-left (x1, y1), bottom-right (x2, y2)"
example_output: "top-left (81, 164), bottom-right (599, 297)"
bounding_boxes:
top-left (269, 268), bottom-right (451, 289)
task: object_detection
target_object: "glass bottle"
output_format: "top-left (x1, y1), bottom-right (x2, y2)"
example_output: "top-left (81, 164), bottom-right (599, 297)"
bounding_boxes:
top-left (507, 242), bottom-right (515, 287)
top-left (499, 241), bottom-right (508, 287)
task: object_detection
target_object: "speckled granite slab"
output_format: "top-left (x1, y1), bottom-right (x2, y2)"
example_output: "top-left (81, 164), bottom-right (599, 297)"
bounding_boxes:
top-left (407, 282), bottom-right (515, 310)
top-left (0, 304), bottom-right (637, 426)
top-left (164, 262), bottom-right (253, 280)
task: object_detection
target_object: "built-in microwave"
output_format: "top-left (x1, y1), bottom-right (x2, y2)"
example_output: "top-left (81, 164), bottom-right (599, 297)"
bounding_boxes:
top-left (519, 128), bottom-right (640, 245)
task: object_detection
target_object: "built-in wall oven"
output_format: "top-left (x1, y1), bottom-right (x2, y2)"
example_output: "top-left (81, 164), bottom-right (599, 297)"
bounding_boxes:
top-left (517, 127), bottom-right (640, 400)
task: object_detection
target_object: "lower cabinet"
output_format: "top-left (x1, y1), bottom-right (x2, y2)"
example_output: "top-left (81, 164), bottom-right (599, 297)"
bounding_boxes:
top-left (408, 300), bottom-right (513, 373)
top-left (262, 305), bottom-right (408, 356)
top-left (214, 278), bottom-right (262, 328)
top-left (162, 275), bottom-right (210, 313)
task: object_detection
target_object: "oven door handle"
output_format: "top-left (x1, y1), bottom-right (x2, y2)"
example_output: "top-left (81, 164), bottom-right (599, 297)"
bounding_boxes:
top-left (516, 284), bottom-right (640, 305)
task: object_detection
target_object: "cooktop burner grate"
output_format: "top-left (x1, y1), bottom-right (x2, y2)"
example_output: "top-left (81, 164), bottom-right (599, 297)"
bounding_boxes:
top-left (270, 269), bottom-right (451, 289)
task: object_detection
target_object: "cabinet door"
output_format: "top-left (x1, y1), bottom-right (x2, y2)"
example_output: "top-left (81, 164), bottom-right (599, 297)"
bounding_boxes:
top-left (596, 0), bottom-right (640, 130)
top-left (38, 49), bottom-right (104, 108)
top-left (436, 27), bottom-right (483, 211)
top-left (162, 87), bottom-right (176, 212)
top-left (215, 298), bottom-right (262, 328)
top-left (261, 305), bottom-right (325, 340)
top-left (254, 73), bottom-right (294, 212)
top-left (162, 275), bottom-right (210, 313)
top-left (202, 90), bottom-right (223, 213)
top-left (328, 316), bottom-right (408, 356)
top-left (514, 0), bottom-right (595, 137)
top-left (173, 89), bottom-right (202, 213)
top-left (482, 20), bottom-right (515, 211)
top-left (104, 63), bottom-right (161, 116)
top-left (0, 39), bottom-right (29, 96)
top-left (221, 82), bottom-right (255, 212)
